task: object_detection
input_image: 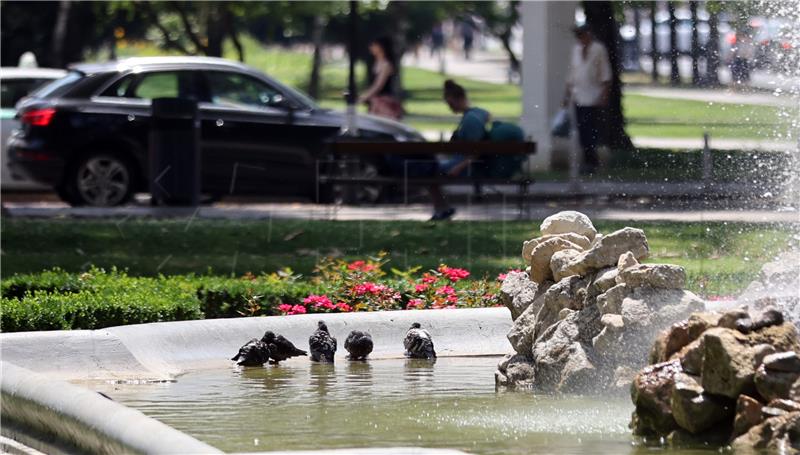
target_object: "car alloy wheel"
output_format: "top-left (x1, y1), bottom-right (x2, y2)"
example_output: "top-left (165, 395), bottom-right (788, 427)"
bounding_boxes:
top-left (76, 155), bottom-right (131, 207)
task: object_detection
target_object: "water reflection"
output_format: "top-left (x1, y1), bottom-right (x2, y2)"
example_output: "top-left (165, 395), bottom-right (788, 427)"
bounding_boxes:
top-left (98, 357), bottom-right (643, 455)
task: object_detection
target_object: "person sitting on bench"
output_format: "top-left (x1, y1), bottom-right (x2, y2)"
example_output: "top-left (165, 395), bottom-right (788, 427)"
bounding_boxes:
top-left (441, 80), bottom-right (525, 179)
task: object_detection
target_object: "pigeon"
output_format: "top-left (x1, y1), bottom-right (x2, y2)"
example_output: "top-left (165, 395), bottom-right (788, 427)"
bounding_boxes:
top-left (231, 338), bottom-right (271, 366)
top-left (309, 320), bottom-right (337, 362)
top-left (261, 331), bottom-right (307, 364)
top-left (404, 322), bottom-right (436, 359)
top-left (344, 330), bottom-right (374, 360)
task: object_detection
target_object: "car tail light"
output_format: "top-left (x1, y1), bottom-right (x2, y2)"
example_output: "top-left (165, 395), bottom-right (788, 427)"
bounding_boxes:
top-left (21, 108), bottom-right (56, 127)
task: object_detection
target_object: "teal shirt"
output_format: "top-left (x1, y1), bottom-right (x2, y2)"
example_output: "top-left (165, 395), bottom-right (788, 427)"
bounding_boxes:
top-left (452, 107), bottom-right (490, 141)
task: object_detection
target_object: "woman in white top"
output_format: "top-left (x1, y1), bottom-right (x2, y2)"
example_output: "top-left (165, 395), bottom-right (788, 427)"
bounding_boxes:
top-left (358, 37), bottom-right (404, 120)
top-left (562, 24), bottom-right (612, 175)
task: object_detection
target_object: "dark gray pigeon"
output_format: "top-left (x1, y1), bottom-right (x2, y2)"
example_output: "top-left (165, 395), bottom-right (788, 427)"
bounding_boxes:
top-left (231, 338), bottom-right (271, 366)
top-left (404, 322), bottom-right (436, 359)
top-left (261, 331), bottom-right (307, 364)
top-left (344, 330), bottom-right (374, 360)
top-left (309, 321), bottom-right (337, 362)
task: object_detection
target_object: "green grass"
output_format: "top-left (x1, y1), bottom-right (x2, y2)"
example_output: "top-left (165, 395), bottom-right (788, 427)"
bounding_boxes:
top-left (109, 35), bottom-right (792, 140)
top-left (2, 218), bottom-right (794, 298)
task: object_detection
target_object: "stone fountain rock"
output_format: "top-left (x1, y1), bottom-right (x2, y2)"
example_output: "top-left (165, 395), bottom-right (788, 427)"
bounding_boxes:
top-left (496, 211), bottom-right (705, 394)
top-left (738, 250), bottom-right (800, 330)
top-left (629, 305), bottom-right (800, 451)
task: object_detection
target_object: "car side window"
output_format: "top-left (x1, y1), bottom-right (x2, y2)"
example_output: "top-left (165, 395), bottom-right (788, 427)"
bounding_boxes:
top-left (133, 72), bottom-right (179, 99)
top-left (205, 71), bottom-right (287, 110)
top-left (100, 75), bottom-right (135, 97)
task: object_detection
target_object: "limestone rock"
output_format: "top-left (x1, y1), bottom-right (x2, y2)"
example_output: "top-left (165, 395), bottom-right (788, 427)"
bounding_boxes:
top-left (522, 233), bottom-right (592, 264)
top-left (558, 227), bottom-right (649, 278)
top-left (613, 365), bottom-right (637, 390)
top-left (670, 372), bottom-right (734, 434)
top-left (755, 362), bottom-right (800, 402)
top-left (499, 271), bottom-right (540, 321)
top-left (530, 237), bottom-right (583, 284)
top-left (616, 264), bottom-right (687, 289)
top-left (630, 359), bottom-right (683, 436)
top-left (733, 394), bottom-right (764, 437)
top-left (718, 308), bottom-right (750, 330)
top-left (650, 311), bottom-right (719, 365)
top-left (731, 411), bottom-right (800, 452)
top-left (495, 354), bottom-right (536, 390)
top-left (679, 338), bottom-right (705, 376)
top-left (763, 351), bottom-right (800, 373)
top-left (591, 266), bottom-right (619, 294)
top-left (768, 399), bottom-right (800, 413)
top-left (540, 211), bottom-right (597, 241)
top-left (532, 275), bottom-right (590, 344)
top-left (792, 378), bottom-right (800, 401)
top-left (597, 284), bottom-right (630, 315)
top-left (550, 248), bottom-right (583, 282)
top-left (507, 298), bottom-right (542, 355)
top-left (617, 251), bottom-right (639, 271)
top-left (701, 328), bottom-right (760, 398)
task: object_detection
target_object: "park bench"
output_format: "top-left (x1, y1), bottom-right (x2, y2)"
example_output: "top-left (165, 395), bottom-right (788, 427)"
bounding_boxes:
top-left (319, 140), bottom-right (537, 216)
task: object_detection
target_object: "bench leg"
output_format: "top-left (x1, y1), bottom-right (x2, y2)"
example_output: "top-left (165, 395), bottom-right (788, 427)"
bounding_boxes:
top-left (518, 181), bottom-right (530, 219)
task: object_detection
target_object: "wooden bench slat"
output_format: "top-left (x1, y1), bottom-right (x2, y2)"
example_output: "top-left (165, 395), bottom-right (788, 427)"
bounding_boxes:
top-left (329, 141), bottom-right (537, 156)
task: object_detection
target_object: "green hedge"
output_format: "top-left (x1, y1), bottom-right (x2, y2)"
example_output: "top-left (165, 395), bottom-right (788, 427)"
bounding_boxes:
top-left (1, 268), bottom-right (324, 332)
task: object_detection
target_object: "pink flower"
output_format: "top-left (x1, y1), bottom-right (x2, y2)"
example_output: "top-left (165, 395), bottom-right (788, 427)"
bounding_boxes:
top-left (347, 260), bottom-right (377, 272)
top-left (353, 282), bottom-right (387, 295)
top-left (278, 303), bottom-right (293, 314)
top-left (304, 294), bottom-right (333, 308)
top-left (421, 274), bottom-right (437, 284)
top-left (406, 298), bottom-right (424, 309)
top-left (446, 294), bottom-right (458, 303)
top-left (414, 283), bottom-right (429, 293)
top-left (435, 285), bottom-right (455, 295)
top-left (289, 304), bottom-right (307, 315)
top-left (438, 265), bottom-right (470, 282)
top-left (336, 302), bottom-right (352, 312)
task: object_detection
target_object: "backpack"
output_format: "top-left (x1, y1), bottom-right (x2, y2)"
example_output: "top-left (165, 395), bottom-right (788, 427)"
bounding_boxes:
top-left (483, 121), bottom-right (526, 178)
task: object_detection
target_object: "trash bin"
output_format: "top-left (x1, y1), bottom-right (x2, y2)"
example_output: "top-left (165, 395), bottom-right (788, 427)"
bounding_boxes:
top-left (149, 97), bottom-right (200, 206)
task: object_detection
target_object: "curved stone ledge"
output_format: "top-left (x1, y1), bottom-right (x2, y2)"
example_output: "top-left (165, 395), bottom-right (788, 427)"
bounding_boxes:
top-left (0, 362), bottom-right (221, 454)
top-left (0, 308), bottom-right (513, 381)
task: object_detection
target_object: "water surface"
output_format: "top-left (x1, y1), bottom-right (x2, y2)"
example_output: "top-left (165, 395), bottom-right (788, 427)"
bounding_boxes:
top-left (96, 356), bottom-right (713, 454)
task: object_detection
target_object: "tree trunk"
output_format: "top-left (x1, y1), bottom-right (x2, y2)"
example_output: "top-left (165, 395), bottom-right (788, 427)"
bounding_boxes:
top-left (706, 9), bottom-right (720, 86)
top-left (583, 1), bottom-right (633, 150)
top-left (308, 15), bottom-right (325, 100)
top-left (633, 6), bottom-right (641, 65)
top-left (51, 0), bottom-right (72, 67)
top-left (388, 1), bottom-right (409, 97)
top-left (690, 1), bottom-right (700, 85)
top-left (225, 9), bottom-right (245, 62)
top-left (205, 4), bottom-right (224, 58)
top-left (650, 1), bottom-right (658, 83)
top-left (668, 1), bottom-right (680, 85)
top-left (500, 31), bottom-right (521, 75)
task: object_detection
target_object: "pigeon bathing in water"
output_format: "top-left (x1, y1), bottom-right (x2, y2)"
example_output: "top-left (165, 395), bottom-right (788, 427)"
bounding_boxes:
top-left (404, 322), bottom-right (436, 359)
top-left (231, 339), bottom-right (271, 366)
top-left (309, 321), bottom-right (337, 362)
top-left (262, 331), bottom-right (307, 364)
top-left (344, 330), bottom-right (374, 360)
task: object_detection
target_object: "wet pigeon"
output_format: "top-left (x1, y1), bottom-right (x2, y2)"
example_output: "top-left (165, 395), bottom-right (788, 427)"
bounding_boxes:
top-left (344, 330), bottom-right (374, 360)
top-left (261, 331), bottom-right (307, 364)
top-left (231, 338), bottom-right (271, 366)
top-left (404, 322), bottom-right (436, 359)
top-left (309, 321), bottom-right (337, 362)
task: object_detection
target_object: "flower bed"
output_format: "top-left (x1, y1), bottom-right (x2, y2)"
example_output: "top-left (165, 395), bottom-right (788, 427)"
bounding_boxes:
top-left (1, 257), bottom-right (504, 332)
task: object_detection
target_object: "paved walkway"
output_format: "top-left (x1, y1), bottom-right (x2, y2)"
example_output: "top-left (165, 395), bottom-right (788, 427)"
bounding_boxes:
top-left (4, 199), bottom-right (798, 223)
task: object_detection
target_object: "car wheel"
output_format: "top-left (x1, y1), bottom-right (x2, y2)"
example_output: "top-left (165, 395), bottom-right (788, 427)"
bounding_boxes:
top-left (69, 153), bottom-right (134, 207)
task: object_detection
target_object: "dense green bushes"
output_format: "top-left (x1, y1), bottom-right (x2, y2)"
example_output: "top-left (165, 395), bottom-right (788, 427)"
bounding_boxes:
top-left (1, 262), bottom-right (501, 332)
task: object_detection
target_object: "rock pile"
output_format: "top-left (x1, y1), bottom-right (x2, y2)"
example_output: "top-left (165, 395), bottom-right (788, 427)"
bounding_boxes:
top-left (496, 211), bottom-right (705, 393)
top-left (630, 306), bottom-right (800, 451)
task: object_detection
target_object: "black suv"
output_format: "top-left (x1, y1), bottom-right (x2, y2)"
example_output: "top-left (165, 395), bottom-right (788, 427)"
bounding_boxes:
top-left (8, 56), bottom-right (423, 206)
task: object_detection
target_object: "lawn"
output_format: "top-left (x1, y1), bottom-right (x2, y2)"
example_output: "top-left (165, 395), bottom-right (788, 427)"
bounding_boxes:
top-left (110, 36), bottom-right (791, 141)
top-left (1, 218), bottom-right (792, 298)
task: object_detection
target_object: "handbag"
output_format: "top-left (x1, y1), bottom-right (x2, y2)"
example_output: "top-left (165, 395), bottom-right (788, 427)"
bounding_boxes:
top-left (551, 108), bottom-right (571, 138)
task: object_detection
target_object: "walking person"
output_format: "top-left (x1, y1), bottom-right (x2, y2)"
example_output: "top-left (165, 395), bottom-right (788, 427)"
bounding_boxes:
top-left (562, 24), bottom-right (612, 175)
top-left (358, 37), bottom-right (403, 120)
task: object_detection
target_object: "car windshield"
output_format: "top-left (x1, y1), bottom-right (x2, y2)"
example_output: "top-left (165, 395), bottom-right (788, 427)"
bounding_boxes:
top-left (28, 71), bottom-right (84, 100)
top-left (1, 78), bottom-right (58, 109)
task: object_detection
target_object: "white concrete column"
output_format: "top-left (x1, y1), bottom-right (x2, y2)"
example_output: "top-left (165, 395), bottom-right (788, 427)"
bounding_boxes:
top-left (521, 1), bottom-right (577, 171)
